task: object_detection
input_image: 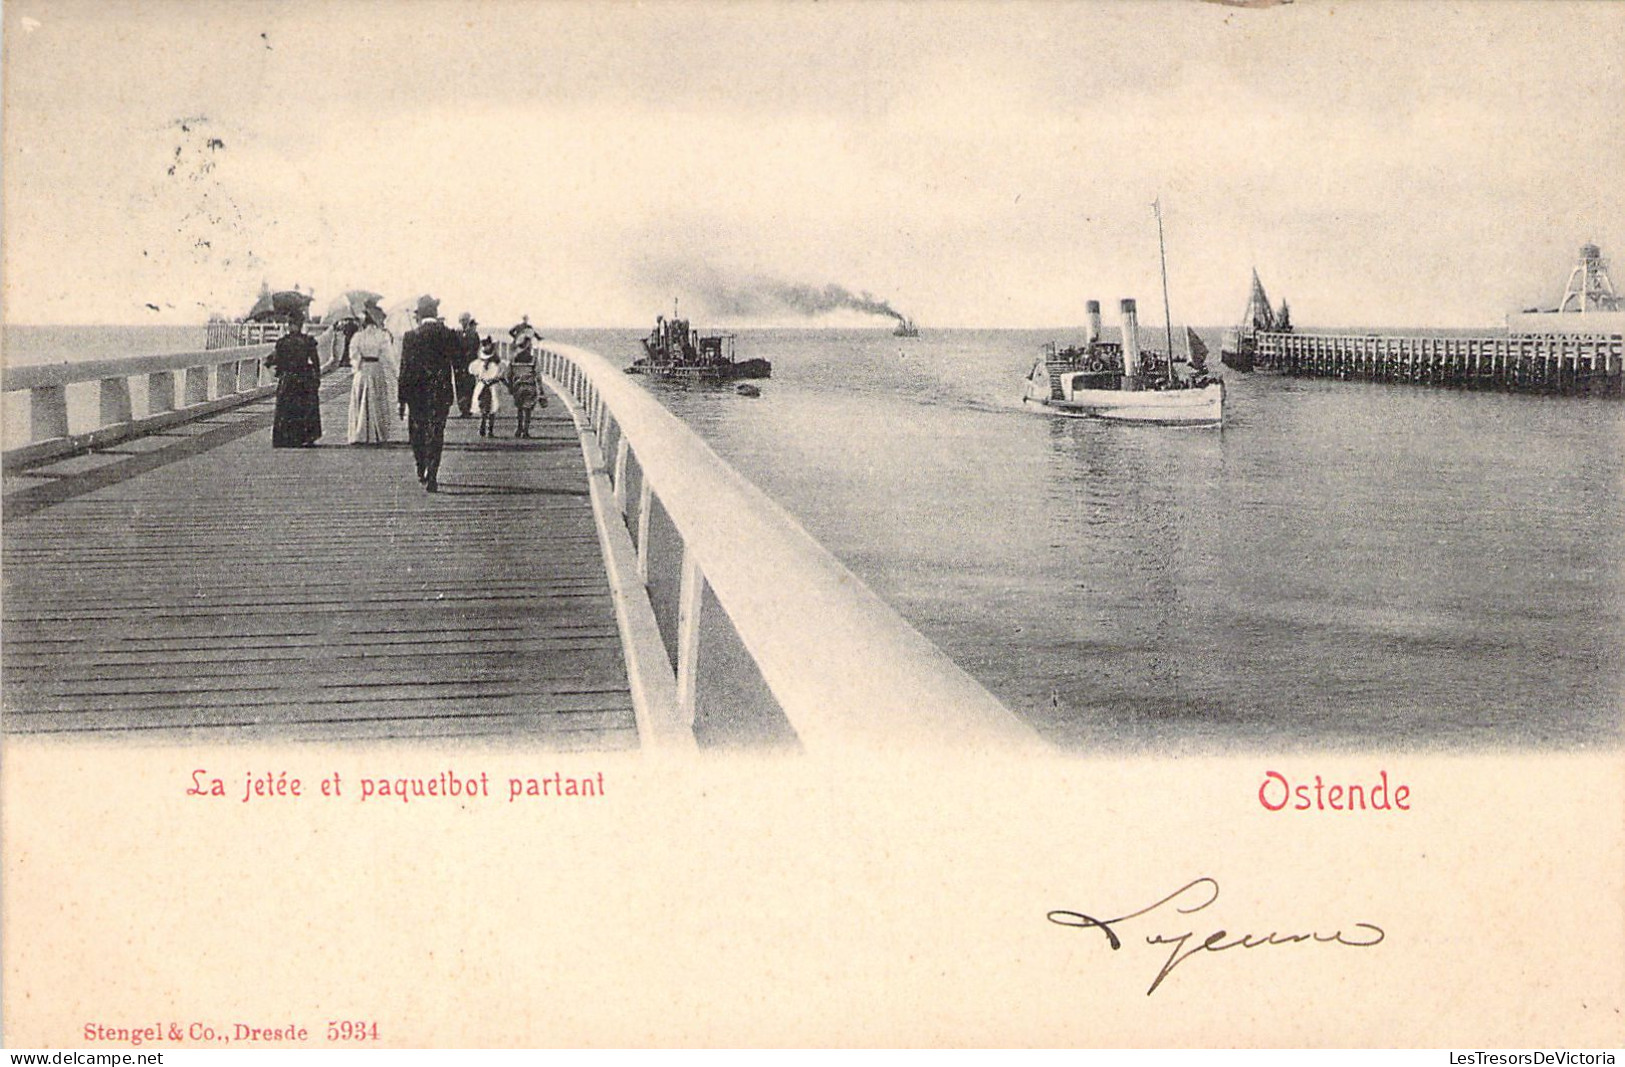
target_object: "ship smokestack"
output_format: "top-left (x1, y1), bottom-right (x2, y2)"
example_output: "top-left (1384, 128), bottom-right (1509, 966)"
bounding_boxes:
top-left (1085, 300), bottom-right (1102, 346)
top-left (1120, 298), bottom-right (1142, 391)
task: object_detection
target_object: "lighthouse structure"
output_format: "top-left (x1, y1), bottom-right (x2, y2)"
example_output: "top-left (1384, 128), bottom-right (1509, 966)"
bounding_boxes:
top-left (1558, 243), bottom-right (1622, 314)
top-left (1506, 243), bottom-right (1625, 336)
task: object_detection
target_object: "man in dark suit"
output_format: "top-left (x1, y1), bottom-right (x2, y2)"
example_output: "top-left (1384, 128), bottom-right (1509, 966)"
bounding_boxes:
top-left (397, 295), bottom-right (461, 492)
top-left (454, 312), bottom-right (480, 417)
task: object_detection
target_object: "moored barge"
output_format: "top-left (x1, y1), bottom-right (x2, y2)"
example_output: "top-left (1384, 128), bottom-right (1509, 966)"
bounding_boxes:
top-left (627, 315), bottom-right (771, 383)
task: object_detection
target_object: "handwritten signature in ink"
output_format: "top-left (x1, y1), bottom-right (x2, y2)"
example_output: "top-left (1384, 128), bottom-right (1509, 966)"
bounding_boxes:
top-left (1047, 877), bottom-right (1384, 995)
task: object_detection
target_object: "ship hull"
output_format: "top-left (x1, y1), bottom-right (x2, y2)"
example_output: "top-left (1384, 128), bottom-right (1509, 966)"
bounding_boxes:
top-left (627, 357), bottom-right (772, 383)
top-left (1219, 328), bottom-right (1254, 372)
top-left (1023, 379), bottom-right (1224, 426)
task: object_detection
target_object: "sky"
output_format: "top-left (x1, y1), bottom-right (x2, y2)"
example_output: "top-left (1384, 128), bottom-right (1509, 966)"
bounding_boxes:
top-left (3, 0), bottom-right (1622, 329)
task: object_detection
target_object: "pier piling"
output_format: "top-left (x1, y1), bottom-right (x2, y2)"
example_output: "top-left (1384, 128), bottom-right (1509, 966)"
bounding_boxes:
top-left (1254, 329), bottom-right (1622, 395)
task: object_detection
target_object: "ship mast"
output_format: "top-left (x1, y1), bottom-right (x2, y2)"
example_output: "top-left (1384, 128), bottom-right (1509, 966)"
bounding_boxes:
top-left (1154, 197), bottom-right (1175, 385)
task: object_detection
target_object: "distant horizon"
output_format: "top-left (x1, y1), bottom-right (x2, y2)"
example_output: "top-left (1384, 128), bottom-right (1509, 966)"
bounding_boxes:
top-left (0, 277), bottom-right (1583, 334)
top-left (2, 314), bottom-right (1543, 333)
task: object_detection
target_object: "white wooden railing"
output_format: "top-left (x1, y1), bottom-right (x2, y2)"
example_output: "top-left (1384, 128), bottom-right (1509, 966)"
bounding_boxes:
top-left (2, 330), bottom-right (355, 468)
top-left (515, 340), bottom-right (1045, 755)
top-left (2, 345), bottom-right (285, 468)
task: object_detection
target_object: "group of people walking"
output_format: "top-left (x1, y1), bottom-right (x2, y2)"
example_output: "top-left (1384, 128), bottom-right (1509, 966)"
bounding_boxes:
top-left (263, 296), bottom-right (546, 494)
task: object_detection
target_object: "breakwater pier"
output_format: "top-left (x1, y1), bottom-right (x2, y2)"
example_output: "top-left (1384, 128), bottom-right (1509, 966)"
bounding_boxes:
top-left (1254, 328), bottom-right (1624, 394)
top-left (1229, 244), bottom-right (1625, 396)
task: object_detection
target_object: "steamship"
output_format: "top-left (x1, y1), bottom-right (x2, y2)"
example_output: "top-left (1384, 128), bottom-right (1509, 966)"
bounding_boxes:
top-left (1021, 298), bottom-right (1224, 426)
top-left (628, 314), bottom-right (772, 383)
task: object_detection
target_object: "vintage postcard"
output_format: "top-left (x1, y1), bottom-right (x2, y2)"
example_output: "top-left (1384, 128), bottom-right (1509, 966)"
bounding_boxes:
top-left (3, 0), bottom-right (1621, 1049)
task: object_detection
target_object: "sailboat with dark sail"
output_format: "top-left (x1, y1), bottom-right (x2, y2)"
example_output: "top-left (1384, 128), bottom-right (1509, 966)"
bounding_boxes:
top-left (1020, 201), bottom-right (1224, 426)
top-left (1220, 269), bottom-right (1290, 371)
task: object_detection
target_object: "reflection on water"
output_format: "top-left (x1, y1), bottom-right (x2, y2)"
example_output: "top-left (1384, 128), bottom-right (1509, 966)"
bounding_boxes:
top-left (1033, 418), bottom-right (1226, 739)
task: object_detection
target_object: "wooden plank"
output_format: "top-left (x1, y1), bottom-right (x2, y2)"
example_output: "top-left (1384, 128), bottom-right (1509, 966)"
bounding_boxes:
top-left (9, 719), bottom-right (642, 747)
top-left (2, 634), bottom-right (623, 663)
top-left (5, 686), bottom-right (637, 718)
top-left (3, 382), bottom-right (638, 746)
top-left (6, 696), bottom-right (635, 728)
top-left (8, 650), bottom-right (634, 687)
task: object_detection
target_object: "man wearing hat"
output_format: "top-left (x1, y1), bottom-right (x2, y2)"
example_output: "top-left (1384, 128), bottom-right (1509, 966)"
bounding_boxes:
top-left (397, 295), bottom-right (462, 492)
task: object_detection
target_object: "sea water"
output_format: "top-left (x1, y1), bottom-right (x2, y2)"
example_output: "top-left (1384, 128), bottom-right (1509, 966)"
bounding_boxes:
top-left (557, 326), bottom-right (1625, 753)
top-left (8, 323), bottom-right (1622, 751)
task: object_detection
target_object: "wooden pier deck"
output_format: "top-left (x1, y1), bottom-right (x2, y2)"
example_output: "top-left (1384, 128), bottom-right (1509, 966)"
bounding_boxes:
top-left (1, 377), bottom-right (638, 747)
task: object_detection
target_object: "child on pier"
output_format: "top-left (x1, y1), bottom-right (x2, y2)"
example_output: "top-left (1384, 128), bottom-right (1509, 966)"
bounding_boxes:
top-left (504, 334), bottom-right (544, 438)
top-left (469, 341), bottom-right (506, 437)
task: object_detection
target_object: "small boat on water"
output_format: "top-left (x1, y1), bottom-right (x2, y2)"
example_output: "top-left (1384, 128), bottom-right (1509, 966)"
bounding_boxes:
top-left (1022, 201), bottom-right (1223, 427)
top-left (627, 313), bottom-right (771, 383)
top-left (893, 317), bottom-right (919, 338)
top-left (736, 383), bottom-right (761, 398)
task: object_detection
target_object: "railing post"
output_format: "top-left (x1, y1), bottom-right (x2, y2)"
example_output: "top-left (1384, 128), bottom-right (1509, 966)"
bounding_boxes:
top-left (184, 366), bottom-right (211, 406)
top-left (636, 479), bottom-right (654, 581)
top-left (98, 377), bottom-right (133, 426)
top-left (674, 548), bottom-right (704, 728)
top-left (148, 370), bottom-right (176, 413)
top-left (613, 436), bottom-right (631, 514)
top-left (29, 385), bottom-right (69, 442)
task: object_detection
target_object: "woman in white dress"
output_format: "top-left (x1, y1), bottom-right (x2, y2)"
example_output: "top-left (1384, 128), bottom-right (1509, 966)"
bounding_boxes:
top-left (347, 308), bottom-right (395, 444)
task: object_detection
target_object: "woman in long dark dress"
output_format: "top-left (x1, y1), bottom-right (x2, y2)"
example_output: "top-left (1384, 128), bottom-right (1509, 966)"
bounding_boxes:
top-left (264, 308), bottom-right (322, 447)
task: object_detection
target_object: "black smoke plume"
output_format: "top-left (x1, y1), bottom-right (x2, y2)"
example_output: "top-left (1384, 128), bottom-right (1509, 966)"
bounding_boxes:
top-left (694, 276), bottom-right (908, 324)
